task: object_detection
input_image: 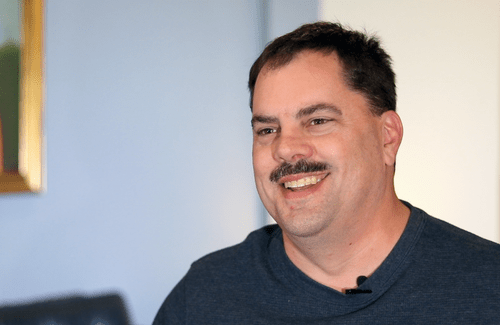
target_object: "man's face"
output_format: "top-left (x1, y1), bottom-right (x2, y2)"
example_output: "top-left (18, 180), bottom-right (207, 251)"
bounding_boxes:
top-left (251, 51), bottom-right (390, 239)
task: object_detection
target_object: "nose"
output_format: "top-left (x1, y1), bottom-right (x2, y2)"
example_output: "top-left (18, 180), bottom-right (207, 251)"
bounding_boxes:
top-left (273, 130), bottom-right (313, 163)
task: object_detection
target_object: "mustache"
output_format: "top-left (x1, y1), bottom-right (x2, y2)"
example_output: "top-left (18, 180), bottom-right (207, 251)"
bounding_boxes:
top-left (269, 159), bottom-right (331, 183)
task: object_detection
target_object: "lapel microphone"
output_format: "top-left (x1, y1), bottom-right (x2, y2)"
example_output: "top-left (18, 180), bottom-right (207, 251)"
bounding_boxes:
top-left (344, 276), bottom-right (372, 295)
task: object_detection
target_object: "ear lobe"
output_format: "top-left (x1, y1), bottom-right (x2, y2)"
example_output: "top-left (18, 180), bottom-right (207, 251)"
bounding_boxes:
top-left (381, 111), bottom-right (403, 167)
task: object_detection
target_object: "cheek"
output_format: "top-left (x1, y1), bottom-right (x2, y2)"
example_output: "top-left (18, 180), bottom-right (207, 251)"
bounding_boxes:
top-left (252, 150), bottom-right (264, 177)
top-left (252, 147), bottom-right (273, 190)
top-left (317, 132), bottom-right (375, 178)
top-left (252, 148), bottom-right (280, 207)
top-left (314, 135), bottom-right (345, 163)
top-left (252, 143), bottom-right (272, 170)
top-left (344, 134), bottom-right (385, 186)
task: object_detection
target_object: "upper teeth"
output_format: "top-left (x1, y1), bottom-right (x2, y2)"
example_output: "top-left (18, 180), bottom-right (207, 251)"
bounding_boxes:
top-left (284, 176), bottom-right (321, 189)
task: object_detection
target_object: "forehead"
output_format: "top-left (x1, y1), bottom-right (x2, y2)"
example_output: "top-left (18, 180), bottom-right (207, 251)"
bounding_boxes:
top-left (252, 51), bottom-right (369, 119)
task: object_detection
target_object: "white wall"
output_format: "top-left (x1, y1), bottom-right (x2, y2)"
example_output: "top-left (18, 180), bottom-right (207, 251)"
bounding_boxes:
top-left (321, 0), bottom-right (500, 242)
top-left (0, 1), bottom-right (262, 324)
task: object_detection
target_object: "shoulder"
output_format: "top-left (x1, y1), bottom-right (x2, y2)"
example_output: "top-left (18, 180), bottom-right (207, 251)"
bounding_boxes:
top-left (417, 207), bottom-right (500, 257)
top-left (153, 225), bottom-right (281, 324)
top-left (392, 204), bottom-right (500, 316)
top-left (409, 205), bottom-right (500, 280)
top-left (188, 224), bottom-right (280, 278)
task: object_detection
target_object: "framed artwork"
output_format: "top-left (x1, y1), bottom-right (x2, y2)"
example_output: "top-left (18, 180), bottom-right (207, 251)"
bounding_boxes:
top-left (0, 0), bottom-right (44, 193)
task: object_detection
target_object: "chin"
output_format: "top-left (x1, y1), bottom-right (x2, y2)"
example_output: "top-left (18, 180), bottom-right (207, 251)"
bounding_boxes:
top-left (275, 211), bottom-right (331, 239)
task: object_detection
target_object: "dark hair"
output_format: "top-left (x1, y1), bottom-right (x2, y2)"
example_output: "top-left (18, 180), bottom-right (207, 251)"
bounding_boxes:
top-left (248, 22), bottom-right (396, 115)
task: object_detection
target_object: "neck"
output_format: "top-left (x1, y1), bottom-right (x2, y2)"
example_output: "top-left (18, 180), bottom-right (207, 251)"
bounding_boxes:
top-left (282, 196), bottom-right (410, 292)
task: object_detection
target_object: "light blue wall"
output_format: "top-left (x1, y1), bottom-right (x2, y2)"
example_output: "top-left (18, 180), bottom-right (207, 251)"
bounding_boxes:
top-left (0, 1), bottom-right (318, 324)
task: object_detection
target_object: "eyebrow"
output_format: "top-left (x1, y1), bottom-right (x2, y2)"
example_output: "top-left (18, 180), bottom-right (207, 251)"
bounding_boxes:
top-left (251, 103), bottom-right (342, 128)
top-left (295, 103), bottom-right (343, 119)
top-left (251, 115), bottom-right (279, 129)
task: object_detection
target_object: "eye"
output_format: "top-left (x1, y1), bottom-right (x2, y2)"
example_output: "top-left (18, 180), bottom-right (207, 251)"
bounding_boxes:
top-left (305, 117), bottom-right (336, 136)
top-left (256, 127), bottom-right (276, 136)
top-left (309, 118), bottom-right (330, 126)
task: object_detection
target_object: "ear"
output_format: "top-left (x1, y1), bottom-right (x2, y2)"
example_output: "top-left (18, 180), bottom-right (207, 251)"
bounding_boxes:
top-left (381, 110), bottom-right (403, 167)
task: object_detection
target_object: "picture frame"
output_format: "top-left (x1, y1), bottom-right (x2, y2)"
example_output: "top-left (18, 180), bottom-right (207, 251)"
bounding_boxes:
top-left (0, 0), bottom-right (44, 193)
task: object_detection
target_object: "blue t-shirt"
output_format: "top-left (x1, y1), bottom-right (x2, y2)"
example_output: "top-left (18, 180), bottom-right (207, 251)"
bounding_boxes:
top-left (153, 203), bottom-right (500, 324)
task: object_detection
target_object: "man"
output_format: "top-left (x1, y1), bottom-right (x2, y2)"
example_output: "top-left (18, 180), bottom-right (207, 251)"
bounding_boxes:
top-left (154, 22), bottom-right (500, 324)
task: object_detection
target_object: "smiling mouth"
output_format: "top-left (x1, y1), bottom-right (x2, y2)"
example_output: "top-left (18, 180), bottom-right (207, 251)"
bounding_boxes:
top-left (282, 175), bottom-right (327, 191)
